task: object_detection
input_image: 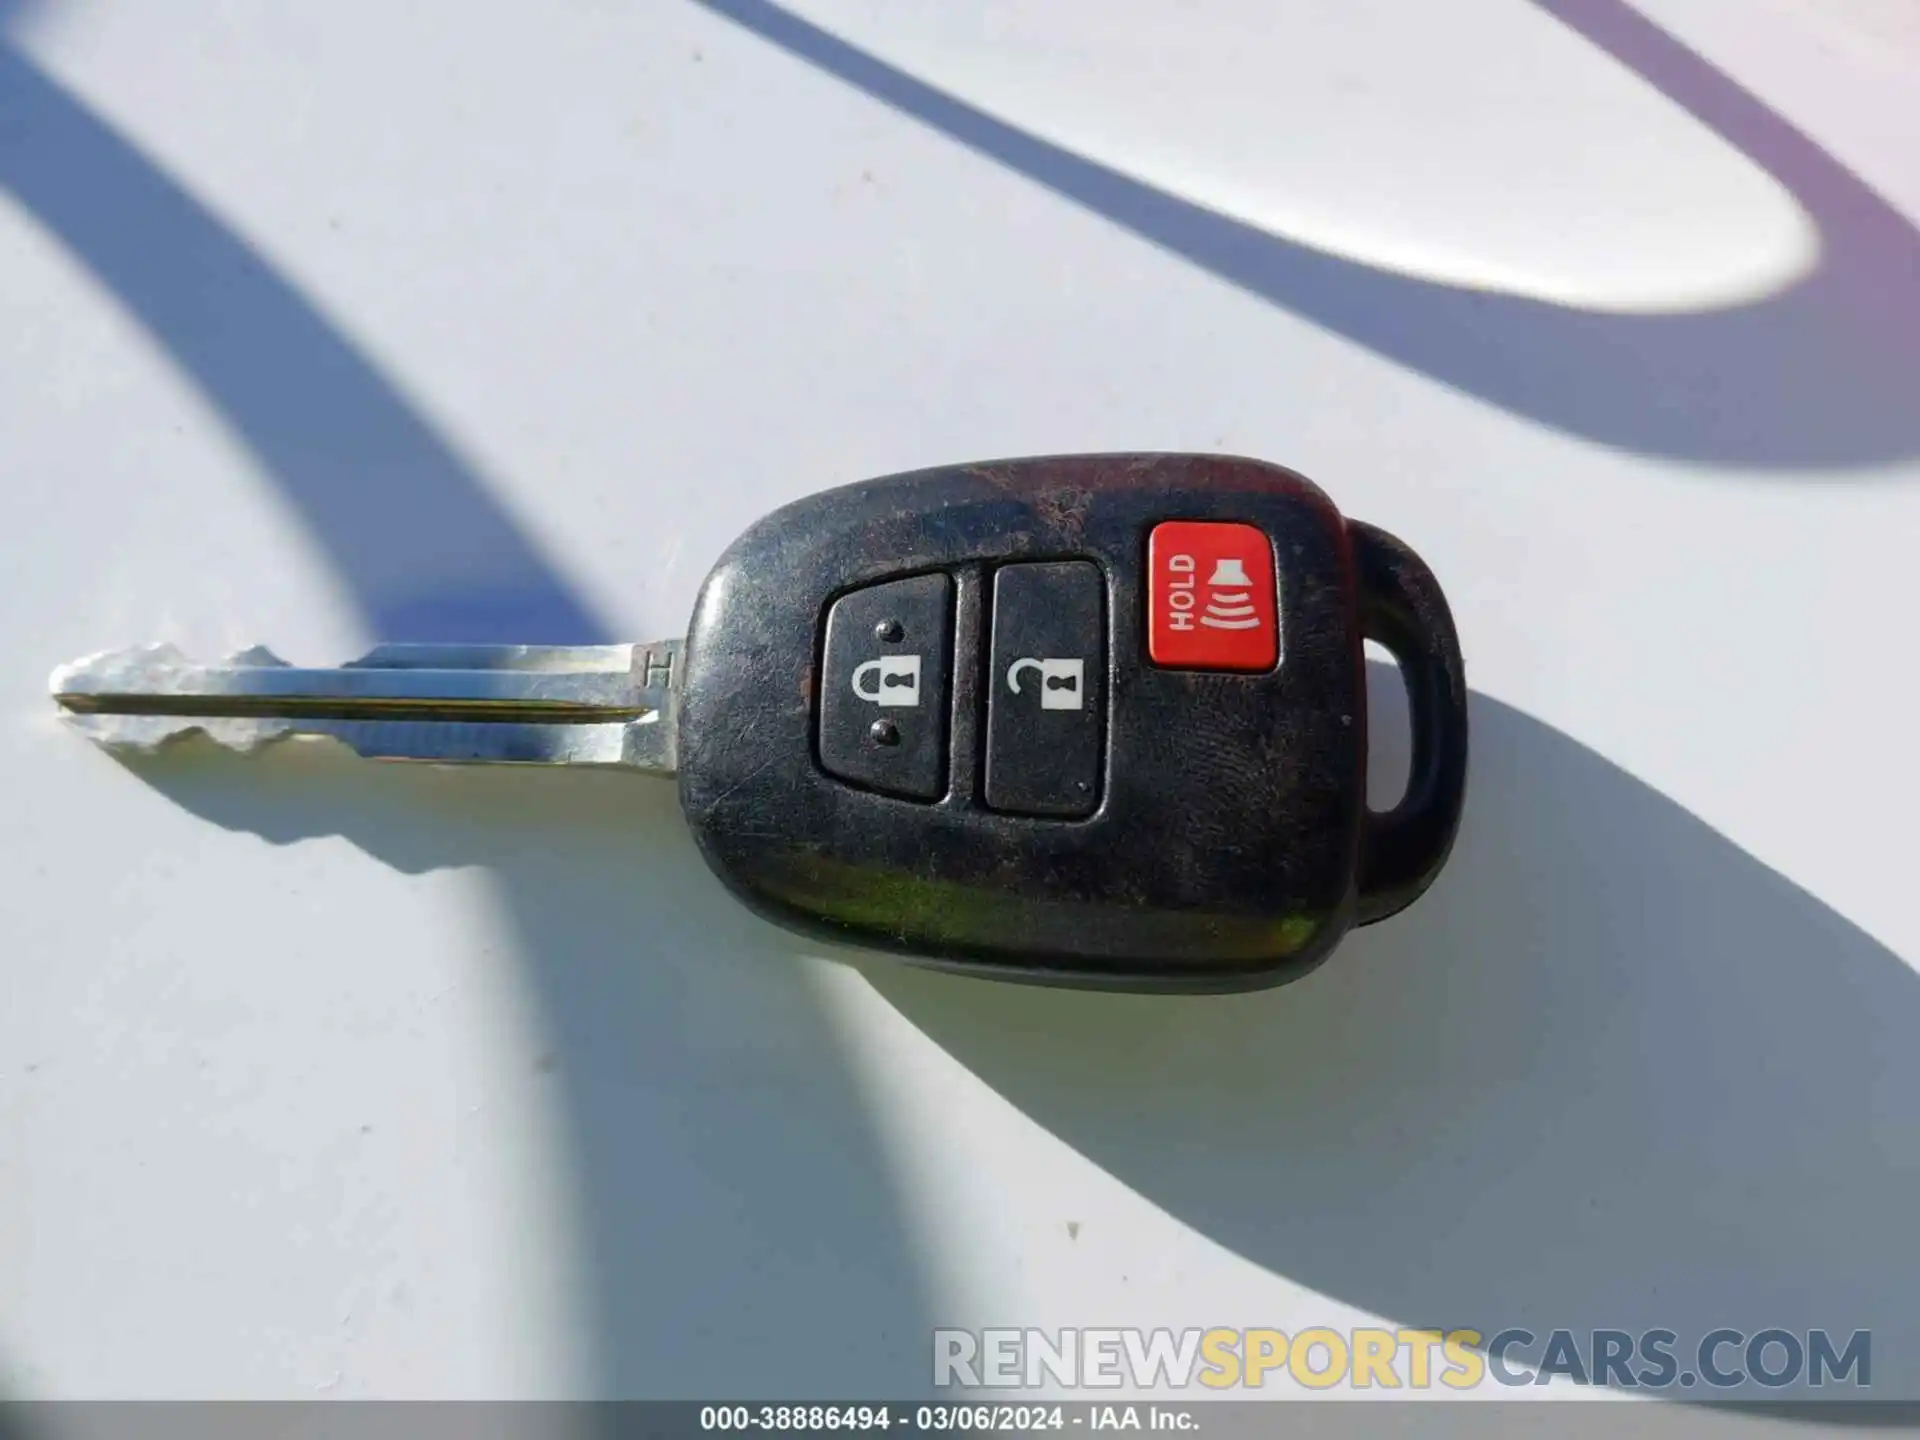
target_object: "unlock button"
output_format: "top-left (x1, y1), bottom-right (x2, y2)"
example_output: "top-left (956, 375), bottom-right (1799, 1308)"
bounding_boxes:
top-left (987, 562), bottom-right (1105, 817)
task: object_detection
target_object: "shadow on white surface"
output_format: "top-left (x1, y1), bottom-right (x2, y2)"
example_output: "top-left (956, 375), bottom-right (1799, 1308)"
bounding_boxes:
top-left (0, 41), bottom-right (598, 644)
top-left (115, 744), bottom-right (937, 1398)
top-left (91, 665), bottom-right (1920, 1405)
top-left (868, 663), bottom-right (1920, 1396)
top-left (9, 0), bottom-right (1917, 1405)
top-left (0, 21), bottom-right (933, 1395)
top-left (693, 0), bottom-right (1920, 473)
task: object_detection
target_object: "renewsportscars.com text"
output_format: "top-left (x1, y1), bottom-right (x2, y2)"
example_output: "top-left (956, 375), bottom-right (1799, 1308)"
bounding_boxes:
top-left (933, 1326), bottom-right (1871, 1392)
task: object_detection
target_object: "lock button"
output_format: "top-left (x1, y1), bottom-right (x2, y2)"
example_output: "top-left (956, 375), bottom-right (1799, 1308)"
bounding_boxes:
top-left (985, 561), bottom-right (1105, 818)
top-left (817, 573), bottom-right (952, 799)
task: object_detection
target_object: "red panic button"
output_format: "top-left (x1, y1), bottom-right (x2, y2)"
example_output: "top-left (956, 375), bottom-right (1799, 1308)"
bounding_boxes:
top-left (1147, 521), bottom-right (1278, 671)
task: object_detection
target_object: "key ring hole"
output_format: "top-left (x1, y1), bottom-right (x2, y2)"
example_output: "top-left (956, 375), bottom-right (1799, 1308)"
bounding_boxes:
top-left (1365, 643), bottom-right (1411, 815)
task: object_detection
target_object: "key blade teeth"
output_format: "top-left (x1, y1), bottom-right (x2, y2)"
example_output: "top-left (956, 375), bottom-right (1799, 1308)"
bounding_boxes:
top-left (49, 642), bottom-right (193, 697)
top-left (61, 710), bottom-right (299, 756)
top-left (51, 640), bottom-right (291, 700)
top-left (221, 644), bottom-right (291, 668)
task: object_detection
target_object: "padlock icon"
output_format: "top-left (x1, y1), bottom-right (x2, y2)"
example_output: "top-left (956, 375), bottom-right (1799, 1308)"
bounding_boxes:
top-left (850, 654), bottom-right (922, 706)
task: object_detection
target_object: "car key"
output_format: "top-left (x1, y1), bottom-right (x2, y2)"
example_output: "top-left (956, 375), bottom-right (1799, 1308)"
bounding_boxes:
top-left (50, 453), bottom-right (1467, 993)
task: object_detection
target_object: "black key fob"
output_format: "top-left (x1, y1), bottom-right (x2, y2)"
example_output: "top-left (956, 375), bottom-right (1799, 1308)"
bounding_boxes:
top-left (677, 453), bottom-right (1468, 992)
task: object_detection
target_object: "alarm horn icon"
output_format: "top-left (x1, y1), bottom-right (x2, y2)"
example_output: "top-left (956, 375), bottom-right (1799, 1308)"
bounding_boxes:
top-left (1202, 558), bottom-right (1261, 630)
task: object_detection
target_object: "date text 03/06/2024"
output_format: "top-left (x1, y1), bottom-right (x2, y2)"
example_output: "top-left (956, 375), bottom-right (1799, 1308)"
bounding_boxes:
top-left (699, 1405), bottom-right (1191, 1432)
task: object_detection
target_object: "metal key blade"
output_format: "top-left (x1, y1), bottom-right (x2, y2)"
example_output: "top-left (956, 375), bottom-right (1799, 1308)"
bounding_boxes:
top-left (49, 639), bottom-right (682, 774)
